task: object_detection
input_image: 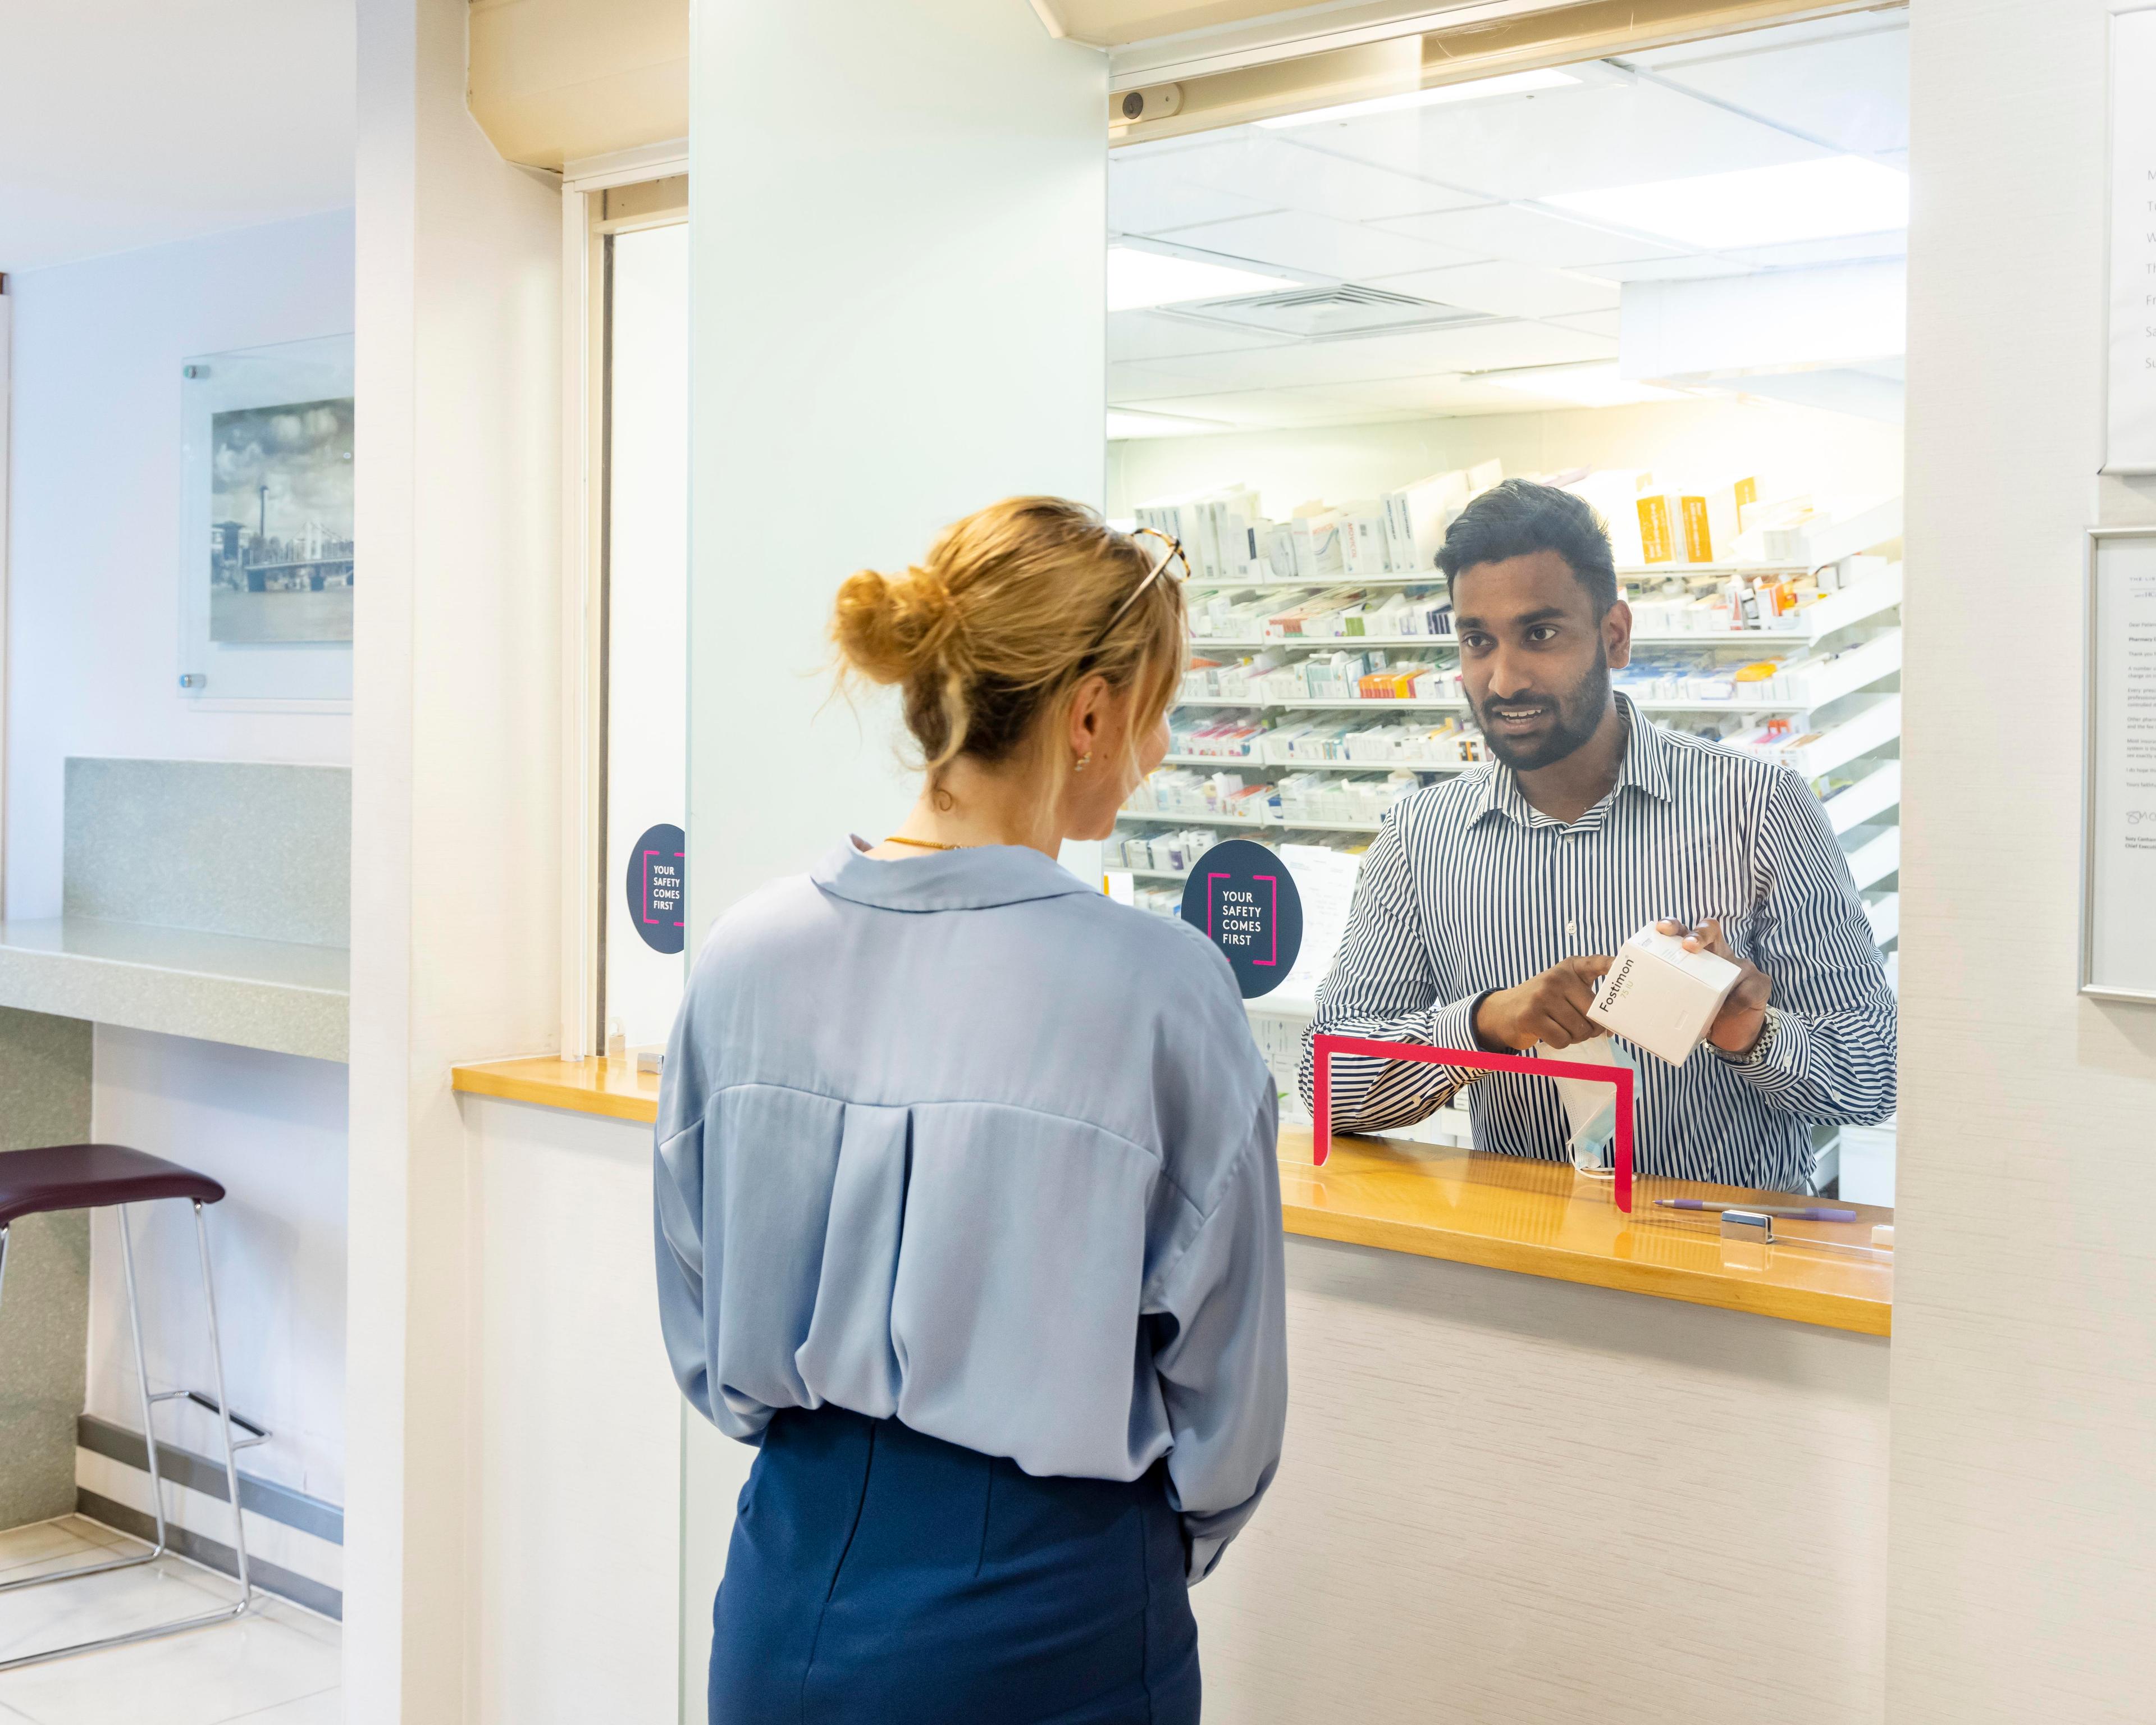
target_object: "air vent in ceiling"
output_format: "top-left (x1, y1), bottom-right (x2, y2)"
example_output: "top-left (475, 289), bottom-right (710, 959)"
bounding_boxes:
top-left (1172, 284), bottom-right (1490, 340)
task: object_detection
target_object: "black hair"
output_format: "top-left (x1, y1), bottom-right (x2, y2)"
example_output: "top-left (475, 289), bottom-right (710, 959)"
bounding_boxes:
top-left (1435, 478), bottom-right (1619, 614)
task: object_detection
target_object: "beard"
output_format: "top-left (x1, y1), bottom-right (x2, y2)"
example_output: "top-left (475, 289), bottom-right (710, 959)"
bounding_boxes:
top-left (1468, 649), bottom-right (1614, 772)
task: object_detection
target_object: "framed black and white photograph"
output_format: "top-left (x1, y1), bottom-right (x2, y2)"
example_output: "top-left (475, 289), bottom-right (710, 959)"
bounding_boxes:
top-left (179, 333), bottom-right (355, 707)
top-left (208, 395), bottom-right (354, 645)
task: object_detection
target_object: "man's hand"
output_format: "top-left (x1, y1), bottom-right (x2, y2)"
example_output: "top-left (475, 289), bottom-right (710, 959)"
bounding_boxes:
top-left (1657, 918), bottom-right (1773, 1055)
top-left (1474, 955), bottom-right (1615, 1051)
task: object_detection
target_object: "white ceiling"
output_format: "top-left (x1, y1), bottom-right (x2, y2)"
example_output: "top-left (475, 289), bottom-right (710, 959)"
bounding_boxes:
top-left (1108, 14), bottom-right (1910, 433)
top-left (0, 1), bottom-right (355, 276)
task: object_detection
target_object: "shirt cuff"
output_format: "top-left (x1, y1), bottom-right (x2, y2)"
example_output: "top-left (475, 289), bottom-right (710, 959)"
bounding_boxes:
top-left (1725, 1007), bottom-right (1810, 1103)
top-left (1428, 992), bottom-right (1496, 1090)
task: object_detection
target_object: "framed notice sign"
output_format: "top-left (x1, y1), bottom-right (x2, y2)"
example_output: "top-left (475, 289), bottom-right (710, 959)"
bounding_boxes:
top-left (2106, 7), bottom-right (2156, 473)
top-left (2083, 528), bottom-right (2156, 1000)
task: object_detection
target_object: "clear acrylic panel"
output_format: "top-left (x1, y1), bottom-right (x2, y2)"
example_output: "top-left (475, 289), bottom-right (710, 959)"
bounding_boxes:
top-left (177, 333), bottom-right (355, 705)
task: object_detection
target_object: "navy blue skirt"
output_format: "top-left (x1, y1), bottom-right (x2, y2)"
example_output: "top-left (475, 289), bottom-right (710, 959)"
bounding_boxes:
top-left (709, 1405), bottom-right (1200, 1724)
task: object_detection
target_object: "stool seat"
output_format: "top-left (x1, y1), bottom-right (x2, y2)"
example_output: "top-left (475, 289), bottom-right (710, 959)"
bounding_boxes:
top-left (0, 1143), bottom-right (225, 1228)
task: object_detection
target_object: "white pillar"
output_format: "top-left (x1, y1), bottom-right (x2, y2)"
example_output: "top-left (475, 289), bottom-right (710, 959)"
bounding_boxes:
top-left (348, 1), bottom-right (562, 1717)
top-left (1894, 1), bottom-right (2156, 1718)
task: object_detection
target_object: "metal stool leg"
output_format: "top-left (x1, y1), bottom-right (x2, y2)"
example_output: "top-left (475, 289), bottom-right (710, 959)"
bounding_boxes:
top-left (0, 1206), bottom-right (170, 1600)
top-left (0, 1199), bottom-right (253, 1671)
top-left (191, 1200), bottom-right (253, 1609)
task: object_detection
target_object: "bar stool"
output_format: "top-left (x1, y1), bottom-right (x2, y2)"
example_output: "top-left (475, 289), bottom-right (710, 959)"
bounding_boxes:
top-left (0, 1144), bottom-right (255, 1670)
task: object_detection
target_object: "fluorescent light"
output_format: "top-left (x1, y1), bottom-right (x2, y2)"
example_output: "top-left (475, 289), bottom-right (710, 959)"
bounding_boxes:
top-left (1480, 363), bottom-right (1687, 407)
top-left (1107, 408), bottom-right (1227, 440)
top-left (1543, 157), bottom-right (1908, 251)
top-left (1258, 68), bottom-right (1578, 130)
top-left (1107, 245), bottom-right (1298, 312)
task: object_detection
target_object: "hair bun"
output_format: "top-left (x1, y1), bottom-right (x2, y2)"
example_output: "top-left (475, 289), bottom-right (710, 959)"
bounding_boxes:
top-left (831, 564), bottom-right (954, 687)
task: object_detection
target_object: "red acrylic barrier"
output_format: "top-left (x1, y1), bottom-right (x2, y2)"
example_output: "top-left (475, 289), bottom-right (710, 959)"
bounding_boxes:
top-left (1310, 1032), bottom-right (1636, 1213)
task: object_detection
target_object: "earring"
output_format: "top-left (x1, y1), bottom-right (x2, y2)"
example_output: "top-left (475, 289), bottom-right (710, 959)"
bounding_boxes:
top-left (1075, 752), bottom-right (1093, 773)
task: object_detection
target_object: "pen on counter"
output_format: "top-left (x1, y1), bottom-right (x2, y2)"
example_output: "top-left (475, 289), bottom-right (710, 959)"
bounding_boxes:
top-left (1655, 1199), bottom-right (1858, 1223)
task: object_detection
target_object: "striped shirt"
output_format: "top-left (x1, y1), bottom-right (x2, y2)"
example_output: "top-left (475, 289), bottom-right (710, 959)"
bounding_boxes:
top-left (1298, 695), bottom-right (1895, 1192)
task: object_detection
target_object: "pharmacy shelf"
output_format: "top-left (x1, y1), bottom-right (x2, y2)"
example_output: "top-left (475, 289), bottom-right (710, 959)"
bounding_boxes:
top-left (1186, 569), bottom-right (1899, 655)
top-left (1184, 563), bottom-right (1810, 592)
top-left (1126, 866), bottom-right (1193, 884)
top-left (1177, 694), bottom-right (1826, 715)
top-left (1865, 891), bottom-right (1900, 947)
top-left (1782, 695), bottom-right (1901, 781)
top-left (1120, 809), bottom-right (1387, 834)
top-left (1193, 631), bottom-right (1814, 653)
top-left (1823, 762), bottom-right (1902, 836)
top-left (1164, 754), bottom-right (1472, 773)
top-left (1844, 825), bottom-right (1902, 892)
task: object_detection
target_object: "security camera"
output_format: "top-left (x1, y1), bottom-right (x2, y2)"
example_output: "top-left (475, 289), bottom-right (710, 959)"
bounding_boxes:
top-left (1116, 83), bottom-right (1183, 123)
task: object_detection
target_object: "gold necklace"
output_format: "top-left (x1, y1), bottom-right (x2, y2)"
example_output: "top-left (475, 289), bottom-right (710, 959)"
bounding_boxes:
top-left (883, 834), bottom-right (965, 851)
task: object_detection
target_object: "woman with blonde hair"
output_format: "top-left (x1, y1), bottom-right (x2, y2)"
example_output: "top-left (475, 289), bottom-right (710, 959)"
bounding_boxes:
top-left (655, 496), bottom-right (1286, 1724)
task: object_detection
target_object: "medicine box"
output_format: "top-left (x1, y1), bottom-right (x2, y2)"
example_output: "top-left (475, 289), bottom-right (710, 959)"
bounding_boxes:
top-left (1588, 922), bottom-right (1743, 1066)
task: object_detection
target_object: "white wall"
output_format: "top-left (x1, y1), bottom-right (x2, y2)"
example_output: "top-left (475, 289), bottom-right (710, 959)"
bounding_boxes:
top-left (1892, 1), bottom-right (2156, 1718)
top-left (465, 1094), bottom-right (697, 1725)
top-left (348, 0), bottom-right (562, 1718)
top-left (4, 212), bottom-right (356, 1583)
top-left (4, 208), bottom-right (355, 920)
top-left (1107, 395), bottom-right (1905, 528)
top-left (687, 0), bottom-right (1108, 947)
top-left (85, 1027), bottom-right (349, 1503)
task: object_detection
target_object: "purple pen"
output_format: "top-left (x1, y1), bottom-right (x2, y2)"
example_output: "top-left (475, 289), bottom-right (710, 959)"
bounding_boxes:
top-left (1655, 1199), bottom-right (1858, 1223)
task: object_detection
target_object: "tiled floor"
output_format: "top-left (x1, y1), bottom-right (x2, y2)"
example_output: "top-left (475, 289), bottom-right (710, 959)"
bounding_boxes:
top-left (0, 1517), bottom-right (339, 1724)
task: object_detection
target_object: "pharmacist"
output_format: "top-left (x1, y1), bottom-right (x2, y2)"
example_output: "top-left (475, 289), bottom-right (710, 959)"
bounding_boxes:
top-left (1300, 479), bottom-right (1894, 1193)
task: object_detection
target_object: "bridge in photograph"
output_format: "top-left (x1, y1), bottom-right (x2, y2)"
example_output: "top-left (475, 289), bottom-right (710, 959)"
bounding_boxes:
top-left (243, 556), bottom-right (354, 592)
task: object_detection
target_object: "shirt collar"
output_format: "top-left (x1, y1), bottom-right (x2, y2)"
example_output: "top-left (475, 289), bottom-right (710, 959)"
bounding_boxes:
top-left (812, 837), bottom-right (1099, 913)
top-left (1476, 692), bottom-right (1673, 828)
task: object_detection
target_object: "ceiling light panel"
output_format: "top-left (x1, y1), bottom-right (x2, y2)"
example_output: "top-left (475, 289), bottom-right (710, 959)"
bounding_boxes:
top-left (1155, 209), bottom-right (1478, 281)
top-left (1376, 201), bottom-right (1678, 270)
top-left (1257, 69), bottom-right (1580, 130)
top-left (1105, 245), bottom-right (1299, 311)
top-left (1543, 156), bottom-right (1908, 251)
top-left (1283, 80), bottom-right (1820, 207)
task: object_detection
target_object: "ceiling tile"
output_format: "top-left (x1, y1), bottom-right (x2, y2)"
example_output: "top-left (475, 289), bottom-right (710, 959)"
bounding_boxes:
top-left (1376, 202), bottom-right (1677, 268)
top-left (1589, 255), bottom-right (1751, 283)
top-left (1131, 132), bottom-right (1487, 225)
top-left (1373, 261), bottom-right (1621, 320)
top-left (1289, 79), bottom-right (1824, 203)
top-left (1545, 308), bottom-right (1623, 339)
top-left (1108, 360), bottom-right (1224, 403)
top-left (1109, 154), bottom-right (1276, 236)
top-left (1151, 320), bottom-right (1616, 394)
top-left (1107, 308), bottom-right (1298, 363)
top-left (1115, 390), bottom-right (1389, 429)
top-left (1162, 209), bottom-right (1480, 281)
top-left (1718, 230), bottom-right (1907, 271)
top-left (1641, 28), bottom-right (1909, 157)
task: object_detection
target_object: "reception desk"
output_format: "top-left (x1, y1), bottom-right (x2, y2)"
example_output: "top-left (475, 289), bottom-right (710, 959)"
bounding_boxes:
top-left (453, 1056), bottom-right (1889, 1725)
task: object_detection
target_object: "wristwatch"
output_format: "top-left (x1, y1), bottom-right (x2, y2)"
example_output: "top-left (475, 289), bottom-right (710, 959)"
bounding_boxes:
top-left (1730, 1007), bottom-right (1782, 1066)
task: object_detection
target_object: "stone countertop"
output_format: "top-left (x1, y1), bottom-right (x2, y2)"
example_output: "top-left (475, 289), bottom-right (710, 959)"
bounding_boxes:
top-left (0, 918), bottom-right (349, 1062)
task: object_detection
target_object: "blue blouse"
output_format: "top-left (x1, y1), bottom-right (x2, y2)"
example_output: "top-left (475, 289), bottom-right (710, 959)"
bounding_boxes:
top-left (654, 838), bottom-right (1287, 1580)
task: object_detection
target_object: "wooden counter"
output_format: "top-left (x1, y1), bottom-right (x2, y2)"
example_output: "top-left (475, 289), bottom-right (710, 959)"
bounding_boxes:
top-left (451, 1053), bottom-right (661, 1124)
top-left (1277, 1125), bottom-right (1889, 1335)
top-left (451, 1056), bottom-right (1890, 1336)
